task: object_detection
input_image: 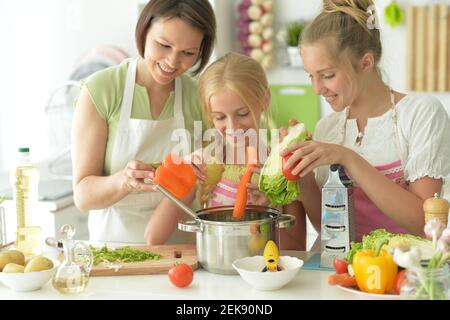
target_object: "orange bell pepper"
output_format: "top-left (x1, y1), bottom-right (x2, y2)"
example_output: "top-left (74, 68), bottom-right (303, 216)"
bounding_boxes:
top-left (153, 154), bottom-right (196, 199)
top-left (353, 239), bottom-right (398, 294)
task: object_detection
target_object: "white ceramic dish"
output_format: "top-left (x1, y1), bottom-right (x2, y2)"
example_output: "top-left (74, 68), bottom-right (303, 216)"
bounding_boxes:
top-left (232, 256), bottom-right (303, 291)
top-left (0, 259), bottom-right (59, 292)
top-left (336, 285), bottom-right (400, 299)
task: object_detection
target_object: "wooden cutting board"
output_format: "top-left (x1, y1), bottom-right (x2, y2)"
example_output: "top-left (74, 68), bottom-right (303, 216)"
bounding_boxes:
top-left (89, 244), bottom-right (198, 277)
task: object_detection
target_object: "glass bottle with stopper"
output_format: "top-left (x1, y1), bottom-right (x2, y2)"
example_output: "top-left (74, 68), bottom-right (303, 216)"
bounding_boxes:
top-left (52, 224), bottom-right (93, 294)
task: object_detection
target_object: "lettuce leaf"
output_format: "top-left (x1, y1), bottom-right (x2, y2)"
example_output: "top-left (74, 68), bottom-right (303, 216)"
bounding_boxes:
top-left (346, 229), bottom-right (432, 263)
top-left (258, 123), bottom-right (308, 205)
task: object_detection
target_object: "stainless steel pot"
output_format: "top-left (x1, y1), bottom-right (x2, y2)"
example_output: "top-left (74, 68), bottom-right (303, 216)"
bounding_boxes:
top-left (178, 205), bottom-right (295, 275)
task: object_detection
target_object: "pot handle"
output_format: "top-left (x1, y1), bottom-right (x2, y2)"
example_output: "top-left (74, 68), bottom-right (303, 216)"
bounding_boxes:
top-left (178, 220), bottom-right (202, 233)
top-left (277, 214), bottom-right (296, 229)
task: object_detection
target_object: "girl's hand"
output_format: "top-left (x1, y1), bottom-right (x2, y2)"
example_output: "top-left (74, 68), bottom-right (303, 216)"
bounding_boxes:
top-left (244, 166), bottom-right (269, 206)
top-left (280, 140), bottom-right (349, 178)
top-left (280, 119), bottom-right (312, 142)
top-left (184, 151), bottom-right (207, 182)
top-left (122, 160), bottom-right (157, 192)
top-left (279, 119), bottom-right (299, 143)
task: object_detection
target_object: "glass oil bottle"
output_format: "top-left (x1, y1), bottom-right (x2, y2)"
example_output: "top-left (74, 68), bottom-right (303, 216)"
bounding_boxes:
top-left (9, 147), bottom-right (41, 256)
top-left (52, 225), bottom-right (93, 294)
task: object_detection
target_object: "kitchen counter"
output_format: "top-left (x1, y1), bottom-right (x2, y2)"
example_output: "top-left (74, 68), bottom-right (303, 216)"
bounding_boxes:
top-left (0, 250), bottom-right (397, 300)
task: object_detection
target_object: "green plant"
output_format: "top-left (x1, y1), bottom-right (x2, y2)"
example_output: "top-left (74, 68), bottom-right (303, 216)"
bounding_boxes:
top-left (0, 196), bottom-right (4, 205)
top-left (285, 22), bottom-right (306, 47)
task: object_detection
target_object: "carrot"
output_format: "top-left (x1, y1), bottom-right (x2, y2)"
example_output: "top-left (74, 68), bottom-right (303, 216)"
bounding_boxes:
top-left (232, 147), bottom-right (258, 220)
top-left (232, 166), bottom-right (254, 219)
top-left (328, 273), bottom-right (357, 287)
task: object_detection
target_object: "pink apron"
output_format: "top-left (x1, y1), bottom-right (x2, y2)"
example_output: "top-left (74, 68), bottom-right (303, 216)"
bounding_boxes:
top-left (341, 89), bottom-right (409, 241)
top-left (353, 160), bottom-right (409, 241)
top-left (209, 177), bottom-right (240, 207)
top-left (208, 170), bottom-right (267, 207)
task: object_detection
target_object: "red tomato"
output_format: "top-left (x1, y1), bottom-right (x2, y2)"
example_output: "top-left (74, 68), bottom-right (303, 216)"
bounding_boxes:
top-left (333, 257), bottom-right (349, 274)
top-left (282, 153), bottom-right (301, 181)
top-left (168, 263), bottom-right (194, 288)
top-left (394, 269), bottom-right (407, 295)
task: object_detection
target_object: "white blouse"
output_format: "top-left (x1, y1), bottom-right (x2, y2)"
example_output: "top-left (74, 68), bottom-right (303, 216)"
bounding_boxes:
top-left (313, 94), bottom-right (450, 188)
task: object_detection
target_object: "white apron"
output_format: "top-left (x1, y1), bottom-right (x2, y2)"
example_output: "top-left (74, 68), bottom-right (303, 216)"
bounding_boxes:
top-left (88, 57), bottom-right (195, 244)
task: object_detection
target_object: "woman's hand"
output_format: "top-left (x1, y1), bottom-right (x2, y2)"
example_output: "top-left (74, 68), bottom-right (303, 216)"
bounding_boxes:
top-left (280, 140), bottom-right (351, 178)
top-left (279, 119), bottom-right (299, 140)
top-left (122, 160), bottom-right (157, 192)
top-left (245, 166), bottom-right (269, 206)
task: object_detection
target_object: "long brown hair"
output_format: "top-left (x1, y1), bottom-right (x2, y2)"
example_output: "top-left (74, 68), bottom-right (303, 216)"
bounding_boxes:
top-left (135, 0), bottom-right (216, 76)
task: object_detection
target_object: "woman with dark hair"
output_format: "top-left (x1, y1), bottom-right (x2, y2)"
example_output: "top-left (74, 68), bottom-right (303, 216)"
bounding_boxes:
top-left (72, 0), bottom-right (216, 244)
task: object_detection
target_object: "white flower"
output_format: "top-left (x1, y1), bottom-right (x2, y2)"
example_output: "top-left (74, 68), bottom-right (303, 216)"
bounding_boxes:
top-left (424, 218), bottom-right (445, 243)
top-left (393, 247), bottom-right (422, 272)
top-left (437, 228), bottom-right (450, 254)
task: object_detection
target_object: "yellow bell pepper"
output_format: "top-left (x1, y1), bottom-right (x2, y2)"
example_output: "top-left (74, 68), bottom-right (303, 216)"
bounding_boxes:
top-left (353, 239), bottom-right (398, 294)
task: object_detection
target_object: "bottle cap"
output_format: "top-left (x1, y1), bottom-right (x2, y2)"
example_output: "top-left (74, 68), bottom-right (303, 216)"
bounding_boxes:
top-left (18, 147), bottom-right (30, 153)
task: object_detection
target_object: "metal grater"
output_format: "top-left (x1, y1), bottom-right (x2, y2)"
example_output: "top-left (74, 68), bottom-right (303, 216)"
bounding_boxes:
top-left (320, 164), bottom-right (355, 268)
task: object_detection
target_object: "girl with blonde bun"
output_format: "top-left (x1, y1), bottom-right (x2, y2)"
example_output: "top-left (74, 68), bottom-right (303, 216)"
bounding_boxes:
top-left (282, 0), bottom-right (450, 242)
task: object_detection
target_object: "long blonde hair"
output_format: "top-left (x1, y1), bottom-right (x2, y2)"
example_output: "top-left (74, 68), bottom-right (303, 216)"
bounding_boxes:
top-left (301, 0), bottom-right (382, 72)
top-left (198, 52), bottom-right (270, 130)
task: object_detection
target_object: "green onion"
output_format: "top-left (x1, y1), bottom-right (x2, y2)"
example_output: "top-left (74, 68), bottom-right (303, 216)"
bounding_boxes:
top-left (90, 245), bottom-right (162, 265)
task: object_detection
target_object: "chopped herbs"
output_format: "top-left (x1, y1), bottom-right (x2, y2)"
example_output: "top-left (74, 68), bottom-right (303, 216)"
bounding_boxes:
top-left (90, 245), bottom-right (162, 265)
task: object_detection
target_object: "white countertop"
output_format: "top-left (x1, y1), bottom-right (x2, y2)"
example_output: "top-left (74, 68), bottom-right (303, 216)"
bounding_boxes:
top-left (0, 250), bottom-right (397, 300)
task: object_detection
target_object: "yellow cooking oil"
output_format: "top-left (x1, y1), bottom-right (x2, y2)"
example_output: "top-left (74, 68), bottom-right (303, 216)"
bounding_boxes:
top-left (52, 272), bottom-right (89, 294)
top-left (16, 226), bottom-right (42, 256)
top-left (9, 148), bottom-right (41, 256)
top-left (10, 161), bottom-right (39, 228)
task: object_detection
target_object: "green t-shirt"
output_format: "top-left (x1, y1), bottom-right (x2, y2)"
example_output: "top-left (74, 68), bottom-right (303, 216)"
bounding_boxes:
top-left (82, 59), bottom-right (203, 175)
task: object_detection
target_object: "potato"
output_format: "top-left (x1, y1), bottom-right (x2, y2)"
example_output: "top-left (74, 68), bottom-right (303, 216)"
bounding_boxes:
top-left (24, 256), bottom-right (54, 273)
top-left (2, 263), bottom-right (25, 273)
top-left (7, 250), bottom-right (25, 266)
top-left (0, 253), bottom-right (13, 271)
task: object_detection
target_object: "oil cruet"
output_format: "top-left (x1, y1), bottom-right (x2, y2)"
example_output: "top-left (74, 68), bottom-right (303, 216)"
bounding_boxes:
top-left (52, 224), bottom-right (93, 294)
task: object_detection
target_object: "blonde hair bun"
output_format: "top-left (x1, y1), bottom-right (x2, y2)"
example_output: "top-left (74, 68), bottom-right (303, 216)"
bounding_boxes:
top-left (323, 0), bottom-right (375, 13)
top-left (322, 0), bottom-right (376, 33)
top-left (300, 0), bottom-right (382, 66)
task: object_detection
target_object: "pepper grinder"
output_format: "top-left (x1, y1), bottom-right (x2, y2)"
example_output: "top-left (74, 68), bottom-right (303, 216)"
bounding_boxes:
top-left (423, 193), bottom-right (450, 227)
top-left (52, 224), bottom-right (93, 294)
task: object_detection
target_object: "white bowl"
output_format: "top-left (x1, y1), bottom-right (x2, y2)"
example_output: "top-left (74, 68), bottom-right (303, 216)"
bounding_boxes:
top-left (232, 256), bottom-right (303, 291)
top-left (0, 259), bottom-right (59, 292)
